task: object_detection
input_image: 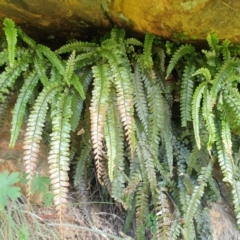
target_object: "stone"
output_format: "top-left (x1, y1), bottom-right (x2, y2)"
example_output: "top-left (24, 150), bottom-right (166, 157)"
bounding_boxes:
top-left (0, 0), bottom-right (240, 44)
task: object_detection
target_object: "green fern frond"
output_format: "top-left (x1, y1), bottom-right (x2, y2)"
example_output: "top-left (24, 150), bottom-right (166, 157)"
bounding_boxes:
top-left (48, 92), bottom-right (72, 219)
top-left (155, 47), bottom-right (166, 75)
top-left (206, 32), bottom-right (219, 52)
top-left (104, 95), bottom-right (117, 182)
top-left (133, 63), bottom-right (149, 132)
top-left (125, 38), bottom-right (143, 47)
top-left (154, 186), bottom-right (171, 240)
top-left (64, 50), bottom-right (76, 86)
top-left (90, 64), bottom-right (110, 184)
top-left (70, 74), bottom-right (86, 100)
top-left (223, 88), bottom-right (240, 128)
top-left (10, 71), bottom-right (39, 147)
top-left (23, 83), bottom-right (62, 189)
top-left (34, 53), bottom-right (49, 87)
top-left (166, 44), bottom-right (195, 78)
top-left (192, 67), bottom-right (212, 83)
top-left (221, 120), bottom-right (232, 156)
top-left (192, 82), bottom-right (206, 149)
top-left (3, 18), bottom-right (17, 67)
top-left (0, 60), bottom-right (29, 102)
top-left (202, 89), bottom-right (216, 150)
top-left (37, 44), bottom-right (64, 75)
top-left (184, 161), bottom-right (213, 226)
top-left (137, 132), bottom-right (157, 193)
top-left (215, 121), bottom-right (234, 183)
top-left (143, 33), bottom-right (155, 69)
top-left (232, 180), bottom-right (240, 225)
top-left (17, 27), bottom-right (36, 48)
top-left (136, 184), bottom-right (149, 240)
top-left (0, 49), bottom-right (8, 67)
top-left (210, 59), bottom-right (238, 100)
top-left (102, 48), bottom-right (135, 155)
top-left (180, 61), bottom-right (195, 127)
top-left (55, 41), bottom-right (98, 54)
top-left (169, 209), bottom-right (182, 240)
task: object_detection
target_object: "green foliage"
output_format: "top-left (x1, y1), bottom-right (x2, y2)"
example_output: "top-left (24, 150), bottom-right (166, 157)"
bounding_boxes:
top-left (0, 171), bottom-right (21, 209)
top-left (2, 18), bottom-right (240, 239)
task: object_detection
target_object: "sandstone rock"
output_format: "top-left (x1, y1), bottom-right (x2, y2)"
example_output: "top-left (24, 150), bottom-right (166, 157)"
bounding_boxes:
top-left (0, 0), bottom-right (240, 44)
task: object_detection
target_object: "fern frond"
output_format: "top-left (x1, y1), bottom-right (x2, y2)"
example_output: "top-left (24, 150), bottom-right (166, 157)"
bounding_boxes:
top-left (48, 92), bottom-right (72, 219)
top-left (0, 94), bottom-right (10, 130)
top-left (70, 73), bottom-right (86, 100)
top-left (192, 67), bottom-right (212, 83)
top-left (23, 83), bottom-right (62, 189)
top-left (64, 50), bottom-right (76, 86)
top-left (221, 120), bottom-right (232, 156)
top-left (34, 53), bottom-right (49, 87)
top-left (232, 180), bottom-right (240, 225)
top-left (55, 41), bottom-right (98, 54)
top-left (210, 59), bottom-right (238, 100)
top-left (3, 18), bottom-right (17, 67)
top-left (215, 121), bottom-right (234, 183)
top-left (180, 61), bottom-right (195, 127)
top-left (143, 33), bottom-right (155, 69)
top-left (166, 44), bottom-right (195, 78)
top-left (192, 82), bottom-right (206, 149)
top-left (17, 27), bottom-right (36, 48)
top-left (206, 32), bottom-right (219, 52)
top-left (102, 48), bottom-right (135, 155)
top-left (90, 64), bottom-right (110, 184)
top-left (169, 209), bottom-right (182, 240)
top-left (137, 131), bottom-right (157, 193)
top-left (184, 161), bottom-right (213, 226)
top-left (125, 38), bottom-right (143, 47)
top-left (202, 89), bottom-right (216, 150)
top-left (37, 44), bottom-right (64, 75)
top-left (104, 95), bottom-right (117, 182)
top-left (0, 60), bottom-right (29, 102)
top-left (136, 184), bottom-right (149, 240)
top-left (133, 63), bottom-right (149, 132)
top-left (223, 88), bottom-right (240, 128)
top-left (154, 186), bottom-right (171, 240)
top-left (10, 71), bottom-right (39, 147)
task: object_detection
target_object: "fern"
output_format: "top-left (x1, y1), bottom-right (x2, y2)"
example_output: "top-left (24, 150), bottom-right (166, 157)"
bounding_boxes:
top-left (3, 18), bottom-right (17, 67)
top-left (34, 53), bottom-right (49, 87)
top-left (184, 161), bottom-right (213, 226)
top-left (136, 184), bottom-right (149, 240)
top-left (23, 83), bottom-right (62, 190)
top-left (48, 91), bottom-right (72, 219)
top-left (0, 60), bottom-right (29, 102)
top-left (154, 186), bottom-right (171, 240)
top-left (55, 41), bottom-right (98, 54)
top-left (166, 44), bottom-right (195, 78)
top-left (10, 71), bottom-right (39, 147)
top-left (192, 82), bottom-right (206, 149)
top-left (17, 27), bottom-right (36, 48)
top-left (180, 62), bottom-right (195, 127)
top-left (0, 94), bottom-right (10, 130)
top-left (143, 33), bottom-right (155, 69)
top-left (132, 63), bottom-right (149, 132)
top-left (232, 180), bottom-right (240, 225)
top-left (90, 64), bottom-right (110, 184)
top-left (37, 44), bottom-right (64, 75)
top-left (64, 50), bottom-right (76, 86)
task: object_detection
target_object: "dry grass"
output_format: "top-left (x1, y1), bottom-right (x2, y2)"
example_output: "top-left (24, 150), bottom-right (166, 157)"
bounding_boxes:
top-left (0, 195), bottom-right (134, 240)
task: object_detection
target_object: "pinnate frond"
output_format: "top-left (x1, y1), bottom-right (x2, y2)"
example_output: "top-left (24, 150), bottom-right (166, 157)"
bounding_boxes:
top-left (166, 44), bottom-right (195, 78)
top-left (192, 82), bottom-right (206, 149)
top-left (3, 18), bottom-right (17, 67)
top-left (48, 92), bottom-right (72, 219)
top-left (90, 64), bottom-right (110, 184)
top-left (10, 71), bottom-right (39, 147)
top-left (184, 161), bottom-right (213, 226)
top-left (154, 186), bottom-right (171, 240)
top-left (180, 62), bottom-right (195, 127)
top-left (55, 41), bottom-right (98, 54)
top-left (143, 33), bottom-right (155, 69)
top-left (23, 83), bottom-right (62, 189)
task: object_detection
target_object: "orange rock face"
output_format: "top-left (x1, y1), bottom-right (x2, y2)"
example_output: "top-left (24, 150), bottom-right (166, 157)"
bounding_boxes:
top-left (0, 0), bottom-right (240, 43)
